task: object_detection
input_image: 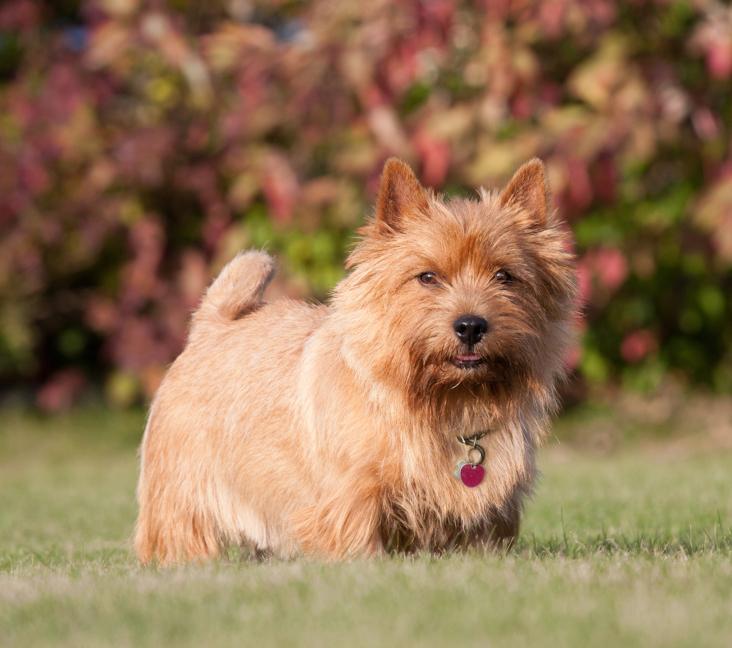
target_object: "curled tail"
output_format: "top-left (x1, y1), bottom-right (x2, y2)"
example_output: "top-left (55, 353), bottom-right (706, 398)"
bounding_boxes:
top-left (196, 251), bottom-right (275, 323)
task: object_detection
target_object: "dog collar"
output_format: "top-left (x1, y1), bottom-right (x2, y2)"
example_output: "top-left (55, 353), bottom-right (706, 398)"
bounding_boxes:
top-left (453, 432), bottom-right (487, 487)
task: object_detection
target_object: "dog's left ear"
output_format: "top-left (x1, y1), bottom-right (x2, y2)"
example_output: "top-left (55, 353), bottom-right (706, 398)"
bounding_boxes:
top-left (375, 158), bottom-right (429, 233)
top-left (499, 158), bottom-right (550, 226)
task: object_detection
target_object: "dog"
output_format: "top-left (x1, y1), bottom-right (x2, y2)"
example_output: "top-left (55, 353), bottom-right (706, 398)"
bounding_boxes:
top-left (135, 157), bottom-right (577, 564)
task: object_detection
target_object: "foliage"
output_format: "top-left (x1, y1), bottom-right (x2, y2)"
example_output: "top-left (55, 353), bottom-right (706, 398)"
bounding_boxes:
top-left (1, 0), bottom-right (731, 408)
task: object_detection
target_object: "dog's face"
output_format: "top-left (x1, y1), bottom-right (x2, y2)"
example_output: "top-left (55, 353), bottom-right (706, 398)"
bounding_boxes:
top-left (338, 159), bottom-right (577, 408)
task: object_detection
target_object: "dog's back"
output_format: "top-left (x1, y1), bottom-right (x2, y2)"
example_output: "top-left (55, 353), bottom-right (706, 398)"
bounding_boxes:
top-left (135, 252), bottom-right (326, 564)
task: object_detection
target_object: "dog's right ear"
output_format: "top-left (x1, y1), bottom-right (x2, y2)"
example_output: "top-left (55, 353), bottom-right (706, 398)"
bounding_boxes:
top-left (499, 158), bottom-right (550, 227)
top-left (374, 158), bottom-right (429, 234)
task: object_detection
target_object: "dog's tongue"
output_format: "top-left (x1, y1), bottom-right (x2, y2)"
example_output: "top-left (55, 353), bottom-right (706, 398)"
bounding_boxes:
top-left (456, 353), bottom-right (480, 362)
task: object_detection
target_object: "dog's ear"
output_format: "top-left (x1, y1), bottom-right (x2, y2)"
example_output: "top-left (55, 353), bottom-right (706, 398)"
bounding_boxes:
top-left (499, 158), bottom-right (550, 226)
top-left (375, 158), bottom-right (429, 233)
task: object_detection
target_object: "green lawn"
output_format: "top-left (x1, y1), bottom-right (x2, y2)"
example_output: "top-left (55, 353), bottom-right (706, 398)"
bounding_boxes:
top-left (1, 408), bottom-right (731, 647)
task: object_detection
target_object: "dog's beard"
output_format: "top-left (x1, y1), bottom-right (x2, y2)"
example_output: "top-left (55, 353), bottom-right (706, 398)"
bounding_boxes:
top-left (402, 338), bottom-right (535, 414)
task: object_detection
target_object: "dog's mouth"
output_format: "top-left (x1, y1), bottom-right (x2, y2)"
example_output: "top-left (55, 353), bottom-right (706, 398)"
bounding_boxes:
top-left (451, 353), bottom-right (485, 369)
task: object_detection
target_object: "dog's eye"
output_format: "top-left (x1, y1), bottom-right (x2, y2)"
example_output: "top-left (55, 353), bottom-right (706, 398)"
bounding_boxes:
top-left (418, 272), bottom-right (439, 286)
top-left (495, 269), bottom-right (513, 284)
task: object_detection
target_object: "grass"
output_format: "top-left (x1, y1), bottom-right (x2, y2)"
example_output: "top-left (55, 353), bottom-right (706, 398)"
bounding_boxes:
top-left (1, 407), bottom-right (731, 647)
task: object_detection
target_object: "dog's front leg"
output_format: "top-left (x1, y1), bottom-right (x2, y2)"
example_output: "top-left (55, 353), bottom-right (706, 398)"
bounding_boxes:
top-left (292, 480), bottom-right (383, 559)
top-left (488, 509), bottom-right (520, 549)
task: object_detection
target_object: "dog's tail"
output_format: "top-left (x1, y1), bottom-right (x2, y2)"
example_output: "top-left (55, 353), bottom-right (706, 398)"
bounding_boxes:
top-left (195, 251), bottom-right (275, 323)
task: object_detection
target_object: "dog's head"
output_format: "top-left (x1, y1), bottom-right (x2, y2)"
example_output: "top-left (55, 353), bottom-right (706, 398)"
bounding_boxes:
top-left (336, 158), bottom-right (577, 411)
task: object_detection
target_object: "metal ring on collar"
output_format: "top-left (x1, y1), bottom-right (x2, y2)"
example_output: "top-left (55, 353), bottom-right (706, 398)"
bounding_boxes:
top-left (467, 445), bottom-right (485, 466)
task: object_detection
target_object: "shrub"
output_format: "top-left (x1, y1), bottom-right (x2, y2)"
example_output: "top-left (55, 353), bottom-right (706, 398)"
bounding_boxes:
top-left (0, 0), bottom-right (730, 408)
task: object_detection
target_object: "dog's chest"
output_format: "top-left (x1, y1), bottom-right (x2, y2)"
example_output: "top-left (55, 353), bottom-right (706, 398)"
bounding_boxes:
top-left (374, 421), bottom-right (530, 552)
top-left (378, 482), bottom-right (494, 553)
top-left (376, 458), bottom-right (494, 552)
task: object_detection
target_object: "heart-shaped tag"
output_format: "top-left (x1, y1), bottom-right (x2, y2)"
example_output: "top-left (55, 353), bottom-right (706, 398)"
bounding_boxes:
top-left (459, 463), bottom-right (485, 488)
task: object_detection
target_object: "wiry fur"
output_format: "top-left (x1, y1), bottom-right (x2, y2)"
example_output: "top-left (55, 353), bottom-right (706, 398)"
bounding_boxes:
top-left (135, 158), bottom-right (577, 564)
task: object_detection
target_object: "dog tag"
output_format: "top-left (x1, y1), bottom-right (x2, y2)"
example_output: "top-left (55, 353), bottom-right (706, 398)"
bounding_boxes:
top-left (459, 463), bottom-right (485, 488)
top-left (454, 435), bottom-right (487, 487)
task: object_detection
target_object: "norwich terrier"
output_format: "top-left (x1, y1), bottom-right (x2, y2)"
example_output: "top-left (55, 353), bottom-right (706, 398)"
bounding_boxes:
top-left (135, 158), bottom-right (577, 564)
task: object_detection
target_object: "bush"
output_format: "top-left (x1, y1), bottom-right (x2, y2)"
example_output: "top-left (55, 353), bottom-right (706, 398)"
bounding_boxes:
top-left (1, 0), bottom-right (731, 408)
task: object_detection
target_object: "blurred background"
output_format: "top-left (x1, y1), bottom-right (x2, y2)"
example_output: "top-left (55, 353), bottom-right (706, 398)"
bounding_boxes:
top-left (1, 0), bottom-right (731, 424)
top-left (4, 6), bottom-right (732, 642)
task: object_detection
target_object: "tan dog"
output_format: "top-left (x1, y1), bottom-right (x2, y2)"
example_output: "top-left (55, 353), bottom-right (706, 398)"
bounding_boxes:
top-left (135, 158), bottom-right (577, 564)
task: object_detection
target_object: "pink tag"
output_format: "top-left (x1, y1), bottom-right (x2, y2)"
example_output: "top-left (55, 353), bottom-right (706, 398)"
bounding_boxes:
top-left (460, 463), bottom-right (485, 488)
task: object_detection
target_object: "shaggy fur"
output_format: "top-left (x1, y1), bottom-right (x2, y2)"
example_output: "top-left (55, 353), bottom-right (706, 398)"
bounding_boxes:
top-left (134, 158), bottom-right (577, 564)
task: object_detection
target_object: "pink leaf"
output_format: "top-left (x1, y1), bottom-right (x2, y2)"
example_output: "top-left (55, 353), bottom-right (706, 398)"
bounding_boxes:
top-left (621, 329), bottom-right (657, 363)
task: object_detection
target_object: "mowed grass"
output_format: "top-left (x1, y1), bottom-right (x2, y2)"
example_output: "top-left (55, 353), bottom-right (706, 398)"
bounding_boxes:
top-left (1, 408), bottom-right (731, 647)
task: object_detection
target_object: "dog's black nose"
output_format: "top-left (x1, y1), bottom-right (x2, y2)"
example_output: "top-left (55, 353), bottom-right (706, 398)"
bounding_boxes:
top-left (453, 315), bottom-right (489, 345)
